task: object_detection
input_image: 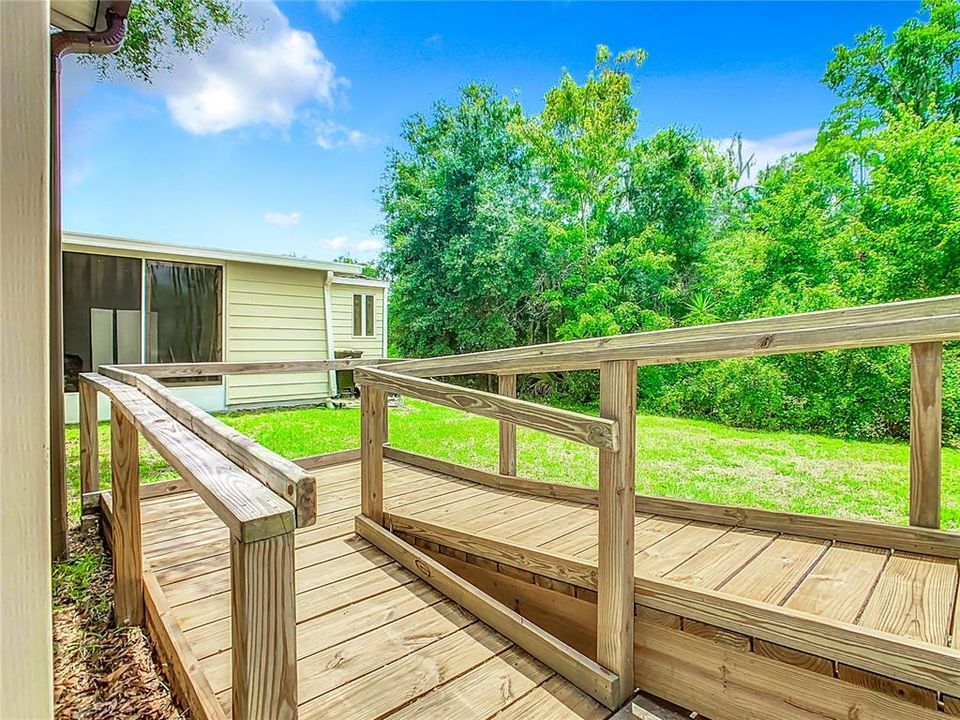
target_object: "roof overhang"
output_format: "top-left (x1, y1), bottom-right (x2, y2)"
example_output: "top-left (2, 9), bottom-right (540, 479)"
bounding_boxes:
top-left (50, 1), bottom-right (128, 32)
top-left (63, 231), bottom-right (381, 280)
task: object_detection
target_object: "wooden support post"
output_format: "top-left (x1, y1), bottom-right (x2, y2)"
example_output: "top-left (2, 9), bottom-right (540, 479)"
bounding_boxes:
top-left (230, 532), bottom-right (298, 720)
top-left (498, 374), bottom-right (518, 476)
top-left (111, 404), bottom-right (143, 626)
top-left (597, 360), bottom-right (637, 706)
top-left (79, 380), bottom-right (99, 496)
top-left (360, 384), bottom-right (386, 524)
top-left (910, 342), bottom-right (942, 529)
top-left (383, 393), bottom-right (390, 445)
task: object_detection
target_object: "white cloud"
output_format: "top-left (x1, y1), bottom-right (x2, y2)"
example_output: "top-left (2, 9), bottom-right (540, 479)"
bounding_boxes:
top-left (321, 235), bottom-right (350, 250)
top-left (713, 128), bottom-right (818, 185)
top-left (159, 2), bottom-right (344, 135)
top-left (319, 235), bottom-right (383, 256)
top-left (313, 120), bottom-right (374, 150)
top-left (264, 211), bottom-right (301, 226)
top-left (355, 238), bottom-right (384, 252)
top-left (318, 1), bottom-right (350, 22)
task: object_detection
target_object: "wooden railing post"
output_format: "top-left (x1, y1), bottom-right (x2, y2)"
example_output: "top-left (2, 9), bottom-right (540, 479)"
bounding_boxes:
top-left (910, 342), bottom-right (942, 528)
top-left (79, 379), bottom-right (99, 495)
top-left (498, 374), bottom-right (517, 476)
top-left (597, 360), bottom-right (636, 706)
top-left (110, 403), bottom-right (143, 626)
top-left (360, 384), bottom-right (386, 524)
top-left (231, 531), bottom-right (297, 720)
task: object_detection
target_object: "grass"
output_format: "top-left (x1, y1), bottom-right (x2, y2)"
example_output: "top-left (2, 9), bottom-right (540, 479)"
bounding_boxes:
top-left (65, 399), bottom-right (960, 528)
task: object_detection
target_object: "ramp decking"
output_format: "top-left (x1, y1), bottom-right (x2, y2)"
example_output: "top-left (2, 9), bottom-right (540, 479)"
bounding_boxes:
top-left (103, 454), bottom-right (960, 719)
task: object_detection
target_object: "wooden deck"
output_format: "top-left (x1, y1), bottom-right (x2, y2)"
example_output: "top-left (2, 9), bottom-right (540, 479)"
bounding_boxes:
top-left (109, 458), bottom-right (619, 720)
top-left (103, 453), bottom-right (960, 719)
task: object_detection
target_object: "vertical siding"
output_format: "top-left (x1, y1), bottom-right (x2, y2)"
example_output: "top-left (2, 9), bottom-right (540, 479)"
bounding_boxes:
top-left (330, 283), bottom-right (384, 358)
top-left (225, 261), bottom-right (331, 406)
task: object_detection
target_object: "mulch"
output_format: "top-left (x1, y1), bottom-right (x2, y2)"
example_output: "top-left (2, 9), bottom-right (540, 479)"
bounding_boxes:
top-left (53, 525), bottom-right (186, 719)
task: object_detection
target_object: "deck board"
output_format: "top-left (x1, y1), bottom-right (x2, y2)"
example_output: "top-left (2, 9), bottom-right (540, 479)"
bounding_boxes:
top-left (784, 543), bottom-right (889, 622)
top-left (133, 455), bottom-right (960, 719)
top-left (718, 534), bottom-right (830, 603)
top-left (857, 552), bottom-right (958, 644)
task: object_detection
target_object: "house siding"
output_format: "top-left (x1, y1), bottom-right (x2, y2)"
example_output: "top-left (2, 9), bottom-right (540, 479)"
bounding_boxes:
top-left (225, 261), bottom-right (331, 406)
top-left (331, 283), bottom-right (384, 358)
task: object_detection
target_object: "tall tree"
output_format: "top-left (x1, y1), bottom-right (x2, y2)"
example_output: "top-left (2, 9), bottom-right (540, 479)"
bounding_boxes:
top-left (379, 85), bottom-right (543, 356)
top-left (823, 0), bottom-right (960, 133)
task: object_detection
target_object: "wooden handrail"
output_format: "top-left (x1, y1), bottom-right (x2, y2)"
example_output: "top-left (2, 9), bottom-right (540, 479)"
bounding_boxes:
top-left (101, 365), bottom-right (317, 527)
top-left (354, 366), bottom-right (619, 450)
top-left (112, 357), bottom-right (407, 379)
top-left (382, 295), bottom-right (960, 377)
top-left (81, 373), bottom-right (295, 542)
top-left (80, 372), bottom-right (300, 719)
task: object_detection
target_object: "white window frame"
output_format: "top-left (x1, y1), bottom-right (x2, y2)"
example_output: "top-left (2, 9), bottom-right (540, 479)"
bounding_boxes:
top-left (353, 293), bottom-right (376, 338)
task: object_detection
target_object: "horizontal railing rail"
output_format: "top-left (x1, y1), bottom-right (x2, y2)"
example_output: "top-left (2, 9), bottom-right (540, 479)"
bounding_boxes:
top-left (381, 294), bottom-right (960, 376)
top-left (79, 371), bottom-right (300, 719)
top-left (81, 373), bottom-right (296, 541)
top-left (101, 365), bottom-right (317, 526)
top-left (112, 356), bottom-right (406, 379)
top-left (354, 366), bottom-right (619, 450)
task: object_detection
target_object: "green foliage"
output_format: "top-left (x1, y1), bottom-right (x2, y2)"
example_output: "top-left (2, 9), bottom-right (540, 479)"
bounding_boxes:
top-left (79, 0), bottom-right (246, 82)
top-left (823, 0), bottom-right (960, 133)
top-left (379, 85), bottom-right (544, 356)
top-left (379, 2), bottom-right (960, 447)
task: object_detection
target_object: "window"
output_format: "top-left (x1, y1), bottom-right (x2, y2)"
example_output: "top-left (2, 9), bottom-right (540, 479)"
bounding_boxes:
top-left (61, 252), bottom-right (223, 391)
top-left (353, 293), bottom-right (375, 337)
top-left (146, 260), bottom-right (222, 383)
top-left (62, 252), bottom-right (142, 391)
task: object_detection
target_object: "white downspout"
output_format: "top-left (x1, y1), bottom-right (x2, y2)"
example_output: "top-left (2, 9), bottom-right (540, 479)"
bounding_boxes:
top-left (323, 271), bottom-right (338, 397)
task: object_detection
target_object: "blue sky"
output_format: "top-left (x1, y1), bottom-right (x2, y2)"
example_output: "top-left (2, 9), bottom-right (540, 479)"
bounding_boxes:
top-left (62, 1), bottom-right (919, 262)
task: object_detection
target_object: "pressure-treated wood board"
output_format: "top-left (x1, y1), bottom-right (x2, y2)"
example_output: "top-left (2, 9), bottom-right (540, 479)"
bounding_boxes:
top-left (132, 452), bottom-right (960, 720)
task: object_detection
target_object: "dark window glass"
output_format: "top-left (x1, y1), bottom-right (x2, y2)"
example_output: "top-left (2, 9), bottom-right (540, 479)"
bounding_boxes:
top-left (365, 294), bottom-right (375, 336)
top-left (62, 252), bottom-right (141, 391)
top-left (353, 293), bottom-right (363, 336)
top-left (146, 260), bottom-right (221, 383)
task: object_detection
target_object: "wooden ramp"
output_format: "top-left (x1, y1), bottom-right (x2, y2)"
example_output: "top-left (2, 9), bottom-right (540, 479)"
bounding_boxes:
top-left (103, 459), bottom-right (615, 720)
top-left (99, 452), bottom-right (960, 719)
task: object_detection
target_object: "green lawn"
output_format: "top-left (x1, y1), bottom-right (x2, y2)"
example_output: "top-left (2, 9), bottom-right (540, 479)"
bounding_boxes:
top-left (65, 399), bottom-right (960, 528)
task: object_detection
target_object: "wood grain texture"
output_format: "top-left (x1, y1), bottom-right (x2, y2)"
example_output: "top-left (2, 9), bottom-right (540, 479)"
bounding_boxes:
top-left (597, 360), bottom-right (637, 706)
top-left (752, 639), bottom-right (833, 676)
top-left (360, 384), bottom-right (386, 524)
top-left (633, 574), bottom-right (960, 696)
top-left (143, 570), bottom-right (226, 720)
top-left (355, 366), bottom-right (619, 450)
top-left (910, 342), bottom-right (943, 529)
top-left (498, 374), bottom-right (518, 476)
top-left (384, 512), bottom-right (597, 589)
top-left (385, 296), bottom-right (960, 376)
top-left (78, 379), bottom-right (99, 495)
top-left (634, 620), bottom-right (945, 720)
top-left (230, 532), bottom-right (297, 720)
top-left (101, 367), bottom-right (316, 528)
top-left (388, 447), bottom-right (960, 558)
top-left (293, 448), bottom-right (361, 470)
top-left (857, 552), bottom-right (957, 645)
top-left (837, 665), bottom-right (938, 708)
top-left (355, 516), bottom-right (621, 709)
top-left (82, 373), bottom-right (295, 542)
top-left (111, 404), bottom-right (143, 627)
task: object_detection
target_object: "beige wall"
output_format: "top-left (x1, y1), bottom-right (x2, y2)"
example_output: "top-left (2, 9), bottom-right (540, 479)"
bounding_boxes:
top-left (224, 261), bottom-right (332, 406)
top-left (0, 0), bottom-right (54, 716)
top-left (330, 283), bottom-right (384, 358)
